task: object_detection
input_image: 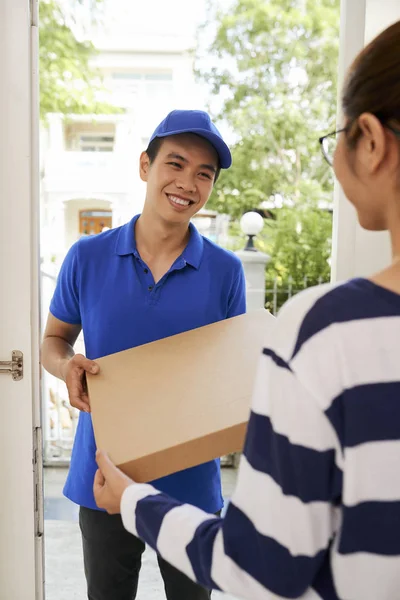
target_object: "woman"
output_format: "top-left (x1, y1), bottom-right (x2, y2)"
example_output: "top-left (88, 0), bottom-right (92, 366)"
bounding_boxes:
top-left (94, 21), bottom-right (400, 600)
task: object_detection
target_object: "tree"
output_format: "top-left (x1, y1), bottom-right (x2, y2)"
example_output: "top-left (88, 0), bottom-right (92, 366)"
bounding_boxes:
top-left (196, 0), bottom-right (340, 285)
top-left (39, 0), bottom-right (116, 120)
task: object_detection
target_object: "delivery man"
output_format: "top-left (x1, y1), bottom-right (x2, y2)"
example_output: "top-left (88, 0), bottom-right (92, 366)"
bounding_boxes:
top-left (41, 109), bottom-right (246, 600)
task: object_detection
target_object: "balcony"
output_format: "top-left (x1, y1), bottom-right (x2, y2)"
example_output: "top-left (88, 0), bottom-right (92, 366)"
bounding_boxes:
top-left (43, 150), bottom-right (132, 196)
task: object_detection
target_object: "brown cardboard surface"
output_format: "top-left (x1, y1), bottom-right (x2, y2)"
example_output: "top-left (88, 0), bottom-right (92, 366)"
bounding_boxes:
top-left (88, 309), bottom-right (274, 482)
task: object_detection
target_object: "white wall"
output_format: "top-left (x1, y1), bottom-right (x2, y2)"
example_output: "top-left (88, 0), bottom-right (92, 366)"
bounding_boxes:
top-left (64, 198), bottom-right (112, 249)
top-left (331, 0), bottom-right (399, 280)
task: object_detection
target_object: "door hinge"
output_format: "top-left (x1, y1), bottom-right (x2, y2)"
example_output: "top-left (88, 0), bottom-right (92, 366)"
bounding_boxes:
top-left (33, 426), bottom-right (44, 538)
top-left (30, 0), bottom-right (39, 27)
top-left (0, 350), bottom-right (23, 381)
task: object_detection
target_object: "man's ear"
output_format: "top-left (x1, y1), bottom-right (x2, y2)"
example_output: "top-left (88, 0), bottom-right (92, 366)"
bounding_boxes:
top-left (139, 151), bottom-right (150, 182)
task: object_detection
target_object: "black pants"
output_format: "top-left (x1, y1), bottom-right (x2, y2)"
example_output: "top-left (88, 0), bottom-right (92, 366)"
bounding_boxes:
top-left (79, 506), bottom-right (211, 600)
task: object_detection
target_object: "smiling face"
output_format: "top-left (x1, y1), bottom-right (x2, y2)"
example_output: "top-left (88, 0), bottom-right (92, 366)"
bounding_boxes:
top-left (139, 133), bottom-right (219, 225)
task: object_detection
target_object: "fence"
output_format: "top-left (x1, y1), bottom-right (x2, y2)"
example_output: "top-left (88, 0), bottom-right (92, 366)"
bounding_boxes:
top-left (41, 268), bottom-right (82, 465)
top-left (265, 275), bottom-right (326, 315)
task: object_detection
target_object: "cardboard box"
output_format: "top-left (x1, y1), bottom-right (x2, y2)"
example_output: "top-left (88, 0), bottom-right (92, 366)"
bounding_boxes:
top-left (88, 309), bottom-right (274, 482)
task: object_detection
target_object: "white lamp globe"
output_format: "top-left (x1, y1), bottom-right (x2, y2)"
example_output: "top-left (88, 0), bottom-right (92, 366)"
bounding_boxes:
top-left (240, 211), bottom-right (264, 236)
top-left (194, 217), bottom-right (212, 233)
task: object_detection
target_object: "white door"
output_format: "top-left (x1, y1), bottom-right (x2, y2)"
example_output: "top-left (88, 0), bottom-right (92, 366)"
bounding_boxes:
top-left (0, 0), bottom-right (43, 598)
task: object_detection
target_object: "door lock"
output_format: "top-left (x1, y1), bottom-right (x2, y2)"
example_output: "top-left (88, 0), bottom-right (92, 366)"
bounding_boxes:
top-left (0, 351), bottom-right (23, 381)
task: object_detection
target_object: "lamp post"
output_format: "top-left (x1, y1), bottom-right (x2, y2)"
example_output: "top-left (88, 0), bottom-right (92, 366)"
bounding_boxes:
top-left (240, 211), bottom-right (264, 251)
top-left (235, 212), bottom-right (270, 311)
top-left (227, 211), bottom-right (271, 468)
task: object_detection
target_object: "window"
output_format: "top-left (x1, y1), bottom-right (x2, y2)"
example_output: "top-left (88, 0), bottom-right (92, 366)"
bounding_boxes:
top-left (79, 135), bottom-right (115, 152)
top-left (110, 73), bottom-right (141, 102)
top-left (110, 71), bottom-right (173, 108)
top-left (144, 73), bottom-right (173, 81)
top-left (111, 72), bottom-right (172, 82)
top-left (65, 122), bottom-right (116, 152)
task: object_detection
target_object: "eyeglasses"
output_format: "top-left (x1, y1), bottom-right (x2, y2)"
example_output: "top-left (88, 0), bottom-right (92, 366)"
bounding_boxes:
top-left (319, 121), bottom-right (400, 166)
top-left (319, 128), bottom-right (348, 166)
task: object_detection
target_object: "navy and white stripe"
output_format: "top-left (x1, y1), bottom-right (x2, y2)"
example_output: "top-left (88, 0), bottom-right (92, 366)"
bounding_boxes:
top-left (121, 278), bottom-right (400, 599)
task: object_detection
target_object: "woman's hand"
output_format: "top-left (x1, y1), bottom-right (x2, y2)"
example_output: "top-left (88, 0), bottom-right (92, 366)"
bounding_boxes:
top-left (93, 450), bottom-right (134, 514)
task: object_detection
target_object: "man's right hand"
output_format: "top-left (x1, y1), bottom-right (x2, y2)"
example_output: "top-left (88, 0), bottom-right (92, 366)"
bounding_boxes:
top-left (60, 354), bottom-right (100, 413)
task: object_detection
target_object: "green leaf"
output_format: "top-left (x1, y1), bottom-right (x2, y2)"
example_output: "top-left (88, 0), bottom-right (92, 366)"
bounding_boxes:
top-left (39, 0), bottom-right (119, 121)
top-left (197, 0), bottom-right (339, 283)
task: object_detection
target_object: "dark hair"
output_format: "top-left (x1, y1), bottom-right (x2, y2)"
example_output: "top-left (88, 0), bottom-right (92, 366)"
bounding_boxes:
top-left (145, 135), bottom-right (221, 183)
top-left (145, 137), bottom-right (164, 163)
top-left (342, 20), bottom-right (400, 147)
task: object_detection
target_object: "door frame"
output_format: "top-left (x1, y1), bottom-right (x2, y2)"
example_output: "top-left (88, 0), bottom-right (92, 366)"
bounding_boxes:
top-left (0, 0), bottom-right (43, 597)
top-left (32, 0), bottom-right (45, 596)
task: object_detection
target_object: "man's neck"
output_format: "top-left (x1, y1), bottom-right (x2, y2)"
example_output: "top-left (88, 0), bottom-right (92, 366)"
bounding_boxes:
top-left (135, 208), bottom-right (190, 259)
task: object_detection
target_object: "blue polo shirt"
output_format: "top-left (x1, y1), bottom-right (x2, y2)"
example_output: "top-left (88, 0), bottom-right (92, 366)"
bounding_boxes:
top-left (50, 215), bottom-right (246, 512)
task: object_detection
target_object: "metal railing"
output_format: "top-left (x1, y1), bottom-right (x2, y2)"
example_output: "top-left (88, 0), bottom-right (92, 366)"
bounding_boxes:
top-left (265, 275), bottom-right (326, 315)
top-left (41, 269), bottom-right (78, 464)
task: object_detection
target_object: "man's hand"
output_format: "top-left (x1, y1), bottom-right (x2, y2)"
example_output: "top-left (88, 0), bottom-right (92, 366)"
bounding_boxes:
top-left (94, 450), bottom-right (134, 514)
top-left (60, 354), bottom-right (99, 413)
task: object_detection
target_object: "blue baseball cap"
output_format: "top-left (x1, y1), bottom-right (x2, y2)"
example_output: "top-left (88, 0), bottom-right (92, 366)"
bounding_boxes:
top-left (149, 109), bottom-right (232, 169)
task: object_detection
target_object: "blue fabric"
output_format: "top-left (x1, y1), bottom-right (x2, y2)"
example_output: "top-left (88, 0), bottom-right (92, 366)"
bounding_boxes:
top-left (244, 411), bottom-right (342, 503)
top-left (262, 347), bottom-right (292, 371)
top-left (291, 278), bottom-right (400, 359)
top-left (327, 382), bottom-right (400, 449)
top-left (50, 215), bottom-right (246, 511)
top-left (183, 500), bottom-right (327, 597)
top-left (219, 503), bottom-right (327, 598)
top-left (339, 501), bottom-right (400, 555)
top-left (135, 495), bottom-right (176, 547)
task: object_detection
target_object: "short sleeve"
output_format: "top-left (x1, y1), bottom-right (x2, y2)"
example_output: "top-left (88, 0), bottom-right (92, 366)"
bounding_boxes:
top-left (227, 262), bottom-right (246, 318)
top-left (49, 242), bottom-right (81, 325)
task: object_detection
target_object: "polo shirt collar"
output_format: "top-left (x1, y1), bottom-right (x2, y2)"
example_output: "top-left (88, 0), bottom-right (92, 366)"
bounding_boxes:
top-left (182, 223), bottom-right (204, 269)
top-left (115, 214), bottom-right (204, 269)
top-left (115, 215), bottom-right (140, 257)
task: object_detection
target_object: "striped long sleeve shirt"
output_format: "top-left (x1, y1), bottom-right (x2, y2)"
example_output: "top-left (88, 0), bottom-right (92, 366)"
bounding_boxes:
top-left (120, 278), bottom-right (400, 600)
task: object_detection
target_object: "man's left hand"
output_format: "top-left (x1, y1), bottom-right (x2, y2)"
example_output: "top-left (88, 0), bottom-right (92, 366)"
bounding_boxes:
top-left (94, 450), bottom-right (134, 514)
